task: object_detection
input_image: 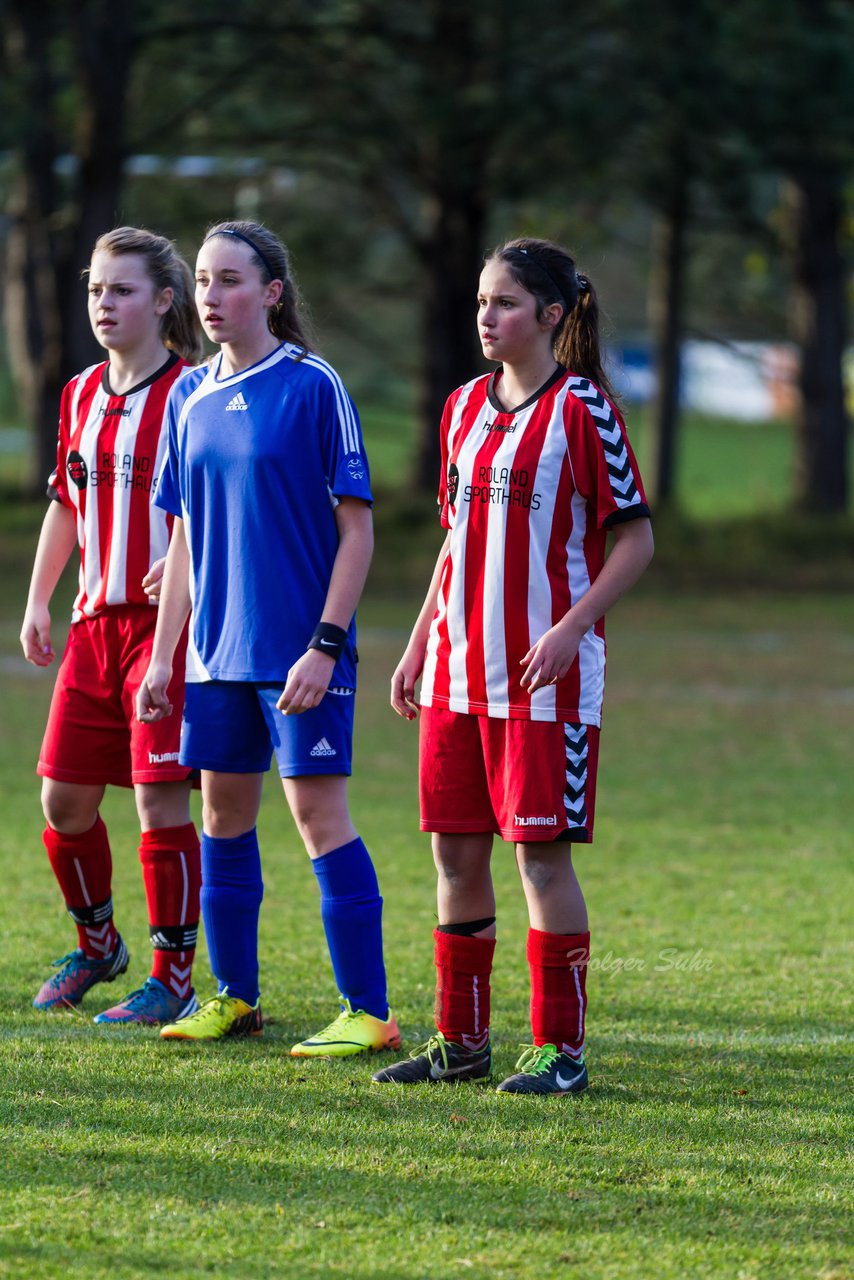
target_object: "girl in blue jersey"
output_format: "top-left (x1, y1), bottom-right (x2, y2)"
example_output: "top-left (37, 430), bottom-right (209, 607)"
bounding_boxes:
top-left (137, 220), bottom-right (399, 1055)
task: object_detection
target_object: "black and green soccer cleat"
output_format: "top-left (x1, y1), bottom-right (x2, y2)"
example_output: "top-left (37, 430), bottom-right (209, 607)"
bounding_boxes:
top-left (496, 1043), bottom-right (588, 1096)
top-left (372, 1031), bottom-right (491, 1084)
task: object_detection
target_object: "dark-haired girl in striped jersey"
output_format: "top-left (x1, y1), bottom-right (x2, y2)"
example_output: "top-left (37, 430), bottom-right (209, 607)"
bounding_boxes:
top-left (375, 237), bottom-right (654, 1095)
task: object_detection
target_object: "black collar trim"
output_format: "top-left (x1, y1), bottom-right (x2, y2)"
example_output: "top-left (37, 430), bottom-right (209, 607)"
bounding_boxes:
top-left (101, 350), bottom-right (179, 399)
top-left (487, 365), bottom-right (565, 416)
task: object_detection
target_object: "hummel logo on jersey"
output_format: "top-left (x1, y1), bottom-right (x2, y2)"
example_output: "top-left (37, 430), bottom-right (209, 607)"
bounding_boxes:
top-left (310, 738), bottom-right (337, 757)
top-left (514, 813), bottom-right (558, 827)
top-left (149, 751), bottom-right (180, 764)
top-left (225, 392), bottom-right (249, 411)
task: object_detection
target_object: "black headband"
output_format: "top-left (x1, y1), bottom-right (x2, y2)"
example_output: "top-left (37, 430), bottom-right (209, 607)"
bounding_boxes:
top-left (203, 229), bottom-right (280, 282)
top-left (507, 247), bottom-right (573, 312)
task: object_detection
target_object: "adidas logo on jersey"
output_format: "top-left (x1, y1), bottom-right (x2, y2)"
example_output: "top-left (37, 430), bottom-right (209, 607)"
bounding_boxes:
top-left (225, 391), bottom-right (249, 411)
top-left (310, 737), bottom-right (337, 757)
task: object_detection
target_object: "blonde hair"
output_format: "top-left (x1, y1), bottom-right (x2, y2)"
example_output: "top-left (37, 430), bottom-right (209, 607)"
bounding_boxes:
top-left (90, 226), bottom-right (203, 362)
top-left (204, 219), bottom-right (313, 355)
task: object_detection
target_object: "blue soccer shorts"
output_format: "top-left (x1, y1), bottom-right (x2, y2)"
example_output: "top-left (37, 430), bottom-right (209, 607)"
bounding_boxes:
top-left (180, 681), bottom-right (354, 777)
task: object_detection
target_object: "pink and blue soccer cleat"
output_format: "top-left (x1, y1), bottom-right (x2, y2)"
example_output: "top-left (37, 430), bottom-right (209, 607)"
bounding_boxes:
top-left (93, 975), bottom-right (198, 1025)
top-left (32, 936), bottom-right (130, 1010)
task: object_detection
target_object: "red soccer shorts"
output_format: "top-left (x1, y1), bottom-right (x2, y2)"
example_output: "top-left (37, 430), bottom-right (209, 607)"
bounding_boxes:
top-left (38, 605), bottom-right (191, 789)
top-left (419, 705), bottom-right (599, 843)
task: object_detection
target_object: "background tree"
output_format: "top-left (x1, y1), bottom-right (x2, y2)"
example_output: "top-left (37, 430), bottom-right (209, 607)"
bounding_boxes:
top-left (2, 0), bottom-right (136, 491)
top-left (719, 0), bottom-right (854, 515)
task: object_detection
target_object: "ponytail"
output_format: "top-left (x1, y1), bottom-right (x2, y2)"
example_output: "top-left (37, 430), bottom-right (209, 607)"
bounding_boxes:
top-left (89, 226), bottom-right (203, 363)
top-left (488, 237), bottom-right (617, 405)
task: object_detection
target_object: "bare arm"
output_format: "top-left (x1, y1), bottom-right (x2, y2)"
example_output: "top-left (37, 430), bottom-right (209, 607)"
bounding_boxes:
top-left (277, 497), bottom-right (374, 715)
top-left (520, 516), bottom-right (654, 692)
top-left (136, 518), bottom-right (191, 722)
top-left (20, 502), bottom-right (79, 667)
top-left (390, 531), bottom-right (451, 720)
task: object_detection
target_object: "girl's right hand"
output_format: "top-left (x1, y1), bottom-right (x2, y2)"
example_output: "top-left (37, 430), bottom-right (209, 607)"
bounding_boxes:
top-left (136, 665), bottom-right (173, 723)
top-left (390, 647), bottom-right (425, 720)
top-left (20, 604), bottom-right (55, 667)
top-left (142, 556), bottom-right (166, 600)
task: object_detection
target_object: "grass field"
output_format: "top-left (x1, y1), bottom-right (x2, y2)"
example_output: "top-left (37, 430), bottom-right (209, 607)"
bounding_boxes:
top-left (0, 484), bottom-right (852, 1278)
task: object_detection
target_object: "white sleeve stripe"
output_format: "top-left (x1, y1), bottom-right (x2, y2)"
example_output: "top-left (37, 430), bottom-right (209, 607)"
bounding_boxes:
top-left (301, 354), bottom-right (360, 456)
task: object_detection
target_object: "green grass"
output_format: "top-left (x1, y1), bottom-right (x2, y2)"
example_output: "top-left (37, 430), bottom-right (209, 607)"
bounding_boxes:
top-left (1, 503), bottom-right (852, 1278)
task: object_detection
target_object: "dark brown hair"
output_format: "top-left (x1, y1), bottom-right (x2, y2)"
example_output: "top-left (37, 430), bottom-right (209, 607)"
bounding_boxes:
top-left (204, 219), bottom-right (313, 355)
top-left (91, 227), bottom-right (202, 363)
top-left (487, 237), bottom-right (616, 404)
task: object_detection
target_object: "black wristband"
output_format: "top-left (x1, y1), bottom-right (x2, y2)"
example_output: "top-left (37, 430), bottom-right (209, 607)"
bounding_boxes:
top-left (308, 621), bottom-right (347, 662)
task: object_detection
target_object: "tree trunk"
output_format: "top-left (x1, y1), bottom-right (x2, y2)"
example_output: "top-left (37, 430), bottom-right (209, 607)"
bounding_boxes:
top-left (414, 192), bottom-right (486, 492)
top-left (412, 0), bottom-right (489, 493)
top-left (786, 169), bottom-right (850, 514)
top-left (3, 1), bottom-right (133, 493)
top-left (647, 176), bottom-right (689, 511)
top-left (65, 1), bottom-right (134, 373)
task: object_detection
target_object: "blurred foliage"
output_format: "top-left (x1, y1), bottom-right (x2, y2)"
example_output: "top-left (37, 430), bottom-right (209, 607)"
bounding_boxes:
top-left (0, 0), bottom-right (851, 503)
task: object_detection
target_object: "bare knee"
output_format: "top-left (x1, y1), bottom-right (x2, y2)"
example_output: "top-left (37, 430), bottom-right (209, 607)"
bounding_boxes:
top-left (433, 834), bottom-right (492, 892)
top-left (517, 845), bottom-right (569, 894)
top-left (201, 773), bottom-right (263, 840)
top-left (135, 781), bottom-right (191, 833)
top-left (202, 800), bottom-right (250, 840)
top-left (283, 777), bottom-right (355, 857)
top-left (41, 780), bottom-right (102, 834)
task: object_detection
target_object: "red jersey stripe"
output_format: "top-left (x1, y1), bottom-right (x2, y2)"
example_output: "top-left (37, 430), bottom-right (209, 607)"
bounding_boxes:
top-left (48, 357), bottom-right (190, 622)
top-left (420, 369), bottom-right (649, 726)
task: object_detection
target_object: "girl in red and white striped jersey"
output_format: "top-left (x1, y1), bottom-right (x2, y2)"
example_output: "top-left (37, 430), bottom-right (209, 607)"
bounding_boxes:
top-left (375, 237), bottom-right (654, 1095)
top-left (21, 227), bottom-right (205, 1027)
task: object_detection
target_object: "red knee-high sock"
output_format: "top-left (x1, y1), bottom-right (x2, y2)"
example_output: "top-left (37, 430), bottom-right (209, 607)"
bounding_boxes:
top-left (139, 823), bottom-right (201, 999)
top-left (528, 927), bottom-right (590, 1060)
top-left (433, 929), bottom-right (496, 1051)
top-left (43, 817), bottom-right (119, 958)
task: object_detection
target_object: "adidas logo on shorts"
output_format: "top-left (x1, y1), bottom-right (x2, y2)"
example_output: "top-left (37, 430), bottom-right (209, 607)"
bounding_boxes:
top-left (225, 391), bottom-right (249, 411)
top-left (310, 737), bottom-right (337, 758)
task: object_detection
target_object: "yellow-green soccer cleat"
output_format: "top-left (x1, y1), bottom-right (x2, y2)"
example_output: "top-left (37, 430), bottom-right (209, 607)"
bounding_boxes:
top-left (290, 998), bottom-right (401, 1058)
top-left (160, 990), bottom-right (263, 1041)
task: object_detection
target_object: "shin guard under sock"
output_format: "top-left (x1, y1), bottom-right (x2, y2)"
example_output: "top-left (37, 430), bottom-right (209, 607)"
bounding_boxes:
top-left (433, 928), bottom-right (496, 1052)
top-left (200, 829), bottom-right (263, 1006)
top-left (311, 837), bottom-right (388, 1020)
top-left (139, 823), bottom-right (201, 999)
top-left (527, 927), bottom-right (590, 1059)
top-left (43, 818), bottom-right (118, 958)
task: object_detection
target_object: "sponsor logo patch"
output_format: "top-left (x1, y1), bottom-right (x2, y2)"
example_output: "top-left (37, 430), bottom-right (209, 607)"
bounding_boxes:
top-left (67, 451), bottom-right (89, 489)
top-left (447, 462), bottom-right (459, 506)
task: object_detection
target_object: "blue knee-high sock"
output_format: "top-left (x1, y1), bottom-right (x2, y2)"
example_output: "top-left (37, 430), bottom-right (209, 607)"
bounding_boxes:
top-left (200, 829), bottom-right (263, 1007)
top-left (311, 837), bottom-right (388, 1020)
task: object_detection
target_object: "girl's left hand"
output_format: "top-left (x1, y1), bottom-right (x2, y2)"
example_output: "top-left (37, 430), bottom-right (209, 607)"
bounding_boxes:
top-left (277, 649), bottom-right (336, 715)
top-left (519, 619), bottom-right (585, 693)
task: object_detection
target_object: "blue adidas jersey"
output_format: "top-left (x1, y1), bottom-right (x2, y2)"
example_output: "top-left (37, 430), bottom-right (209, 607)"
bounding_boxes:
top-left (155, 343), bottom-right (372, 685)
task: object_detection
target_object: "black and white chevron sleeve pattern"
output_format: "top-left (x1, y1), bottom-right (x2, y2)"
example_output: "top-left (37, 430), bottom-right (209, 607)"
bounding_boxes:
top-left (567, 377), bottom-right (640, 509)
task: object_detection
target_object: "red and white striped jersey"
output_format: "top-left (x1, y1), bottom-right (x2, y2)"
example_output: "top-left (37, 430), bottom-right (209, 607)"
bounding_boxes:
top-left (48, 354), bottom-right (190, 622)
top-left (419, 369), bottom-right (650, 726)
